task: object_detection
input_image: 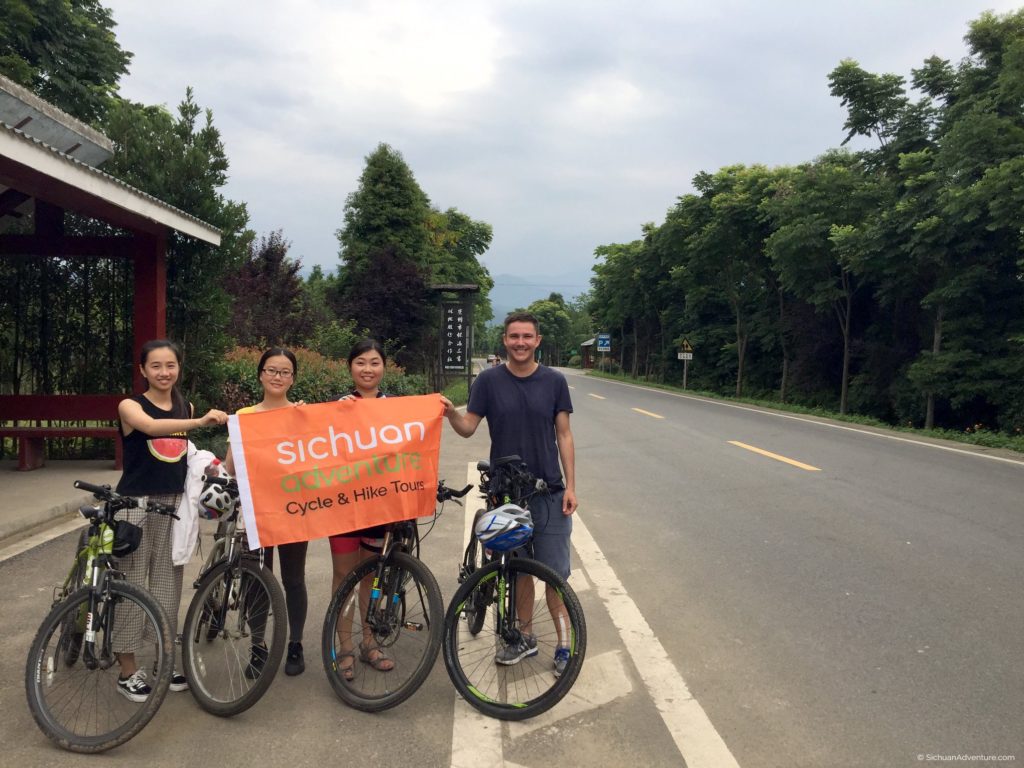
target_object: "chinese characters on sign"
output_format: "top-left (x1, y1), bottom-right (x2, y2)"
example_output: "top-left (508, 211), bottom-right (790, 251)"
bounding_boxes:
top-left (442, 302), bottom-right (468, 371)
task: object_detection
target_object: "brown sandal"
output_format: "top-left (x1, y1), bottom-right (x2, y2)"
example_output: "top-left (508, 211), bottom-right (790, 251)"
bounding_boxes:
top-left (358, 641), bottom-right (395, 672)
top-left (337, 651), bottom-right (355, 681)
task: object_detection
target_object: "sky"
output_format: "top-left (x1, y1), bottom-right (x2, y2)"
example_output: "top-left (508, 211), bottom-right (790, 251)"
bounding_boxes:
top-left (104, 0), bottom-right (1022, 303)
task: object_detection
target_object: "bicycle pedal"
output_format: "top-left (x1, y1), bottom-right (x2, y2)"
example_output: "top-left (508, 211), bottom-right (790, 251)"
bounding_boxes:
top-left (403, 621), bottom-right (425, 631)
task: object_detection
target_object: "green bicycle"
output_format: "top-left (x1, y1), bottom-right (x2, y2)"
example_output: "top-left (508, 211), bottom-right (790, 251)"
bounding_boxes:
top-left (25, 481), bottom-right (175, 753)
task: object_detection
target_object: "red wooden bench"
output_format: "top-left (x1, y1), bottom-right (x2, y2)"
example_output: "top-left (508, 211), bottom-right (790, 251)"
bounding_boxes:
top-left (0, 394), bottom-right (125, 471)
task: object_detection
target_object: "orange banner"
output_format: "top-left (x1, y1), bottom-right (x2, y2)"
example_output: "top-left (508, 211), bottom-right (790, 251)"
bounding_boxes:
top-left (228, 394), bottom-right (444, 548)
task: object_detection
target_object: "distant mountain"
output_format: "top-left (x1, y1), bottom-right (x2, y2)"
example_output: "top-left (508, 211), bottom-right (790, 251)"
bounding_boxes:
top-left (487, 270), bottom-right (592, 324)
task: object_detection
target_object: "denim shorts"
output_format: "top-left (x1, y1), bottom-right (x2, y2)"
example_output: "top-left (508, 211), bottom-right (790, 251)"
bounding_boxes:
top-left (523, 489), bottom-right (572, 579)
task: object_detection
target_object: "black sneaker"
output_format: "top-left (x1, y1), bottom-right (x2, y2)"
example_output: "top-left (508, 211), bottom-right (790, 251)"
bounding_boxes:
top-left (245, 642), bottom-right (269, 679)
top-left (117, 670), bottom-right (152, 702)
top-left (285, 641), bottom-right (305, 676)
top-left (151, 662), bottom-right (189, 692)
top-left (169, 671), bottom-right (189, 692)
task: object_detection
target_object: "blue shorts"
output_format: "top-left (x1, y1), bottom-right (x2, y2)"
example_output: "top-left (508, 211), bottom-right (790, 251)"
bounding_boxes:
top-left (524, 490), bottom-right (572, 579)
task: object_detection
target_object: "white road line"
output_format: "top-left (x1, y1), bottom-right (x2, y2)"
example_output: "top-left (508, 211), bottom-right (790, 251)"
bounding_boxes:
top-left (0, 515), bottom-right (85, 563)
top-left (584, 376), bottom-right (1024, 467)
top-left (507, 650), bottom-right (633, 739)
top-left (572, 515), bottom-right (741, 768)
top-left (450, 462), bottom-right (505, 768)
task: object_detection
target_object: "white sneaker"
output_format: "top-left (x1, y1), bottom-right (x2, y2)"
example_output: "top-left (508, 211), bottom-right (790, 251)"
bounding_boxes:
top-left (117, 669), bottom-right (152, 702)
top-left (169, 671), bottom-right (189, 692)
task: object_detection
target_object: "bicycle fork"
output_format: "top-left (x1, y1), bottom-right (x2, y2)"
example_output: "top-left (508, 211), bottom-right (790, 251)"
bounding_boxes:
top-left (365, 536), bottom-right (426, 639)
top-left (82, 576), bottom-right (117, 670)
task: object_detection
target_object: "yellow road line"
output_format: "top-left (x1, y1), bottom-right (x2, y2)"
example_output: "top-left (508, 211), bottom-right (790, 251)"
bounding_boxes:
top-left (589, 393), bottom-right (606, 400)
top-left (728, 441), bottom-right (820, 471)
top-left (632, 408), bottom-right (664, 419)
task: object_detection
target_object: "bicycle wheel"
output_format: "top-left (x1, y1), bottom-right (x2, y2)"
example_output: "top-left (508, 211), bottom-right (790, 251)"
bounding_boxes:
top-left (25, 581), bottom-right (173, 753)
top-left (461, 538), bottom-right (491, 636)
top-left (443, 557), bottom-right (586, 721)
top-left (181, 559), bottom-right (286, 717)
top-left (322, 551), bottom-right (443, 712)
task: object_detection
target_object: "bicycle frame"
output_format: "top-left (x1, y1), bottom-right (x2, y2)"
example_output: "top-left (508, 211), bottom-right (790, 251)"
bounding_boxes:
top-left (61, 481), bottom-right (176, 672)
top-left (193, 485), bottom-right (270, 643)
top-left (362, 520), bottom-right (425, 642)
top-left (66, 507), bottom-right (125, 672)
top-left (360, 482), bottom-right (471, 644)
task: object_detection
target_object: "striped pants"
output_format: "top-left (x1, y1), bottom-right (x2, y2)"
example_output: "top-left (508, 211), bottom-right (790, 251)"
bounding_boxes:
top-left (112, 493), bottom-right (184, 656)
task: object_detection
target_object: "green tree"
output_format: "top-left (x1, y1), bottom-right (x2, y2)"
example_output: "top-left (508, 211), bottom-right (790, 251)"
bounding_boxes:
top-left (428, 207), bottom-right (495, 335)
top-left (335, 145), bottom-right (493, 376)
top-left (684, 165), bottom-right (777, 396)
top-left (0, 0), bottom-right (131, 125)
top-left (527, 293), bottom-right (572, 366)
top-left (337, 143), bottom-right (433, 277)
top-left (103, 90), bottom-right (252, 405)
top-left (335, 245), bottom-right (431, 368)
top-left (764, 152), bottom-right (879, 414)
top-left (227, 230), bottom-right (311, 347)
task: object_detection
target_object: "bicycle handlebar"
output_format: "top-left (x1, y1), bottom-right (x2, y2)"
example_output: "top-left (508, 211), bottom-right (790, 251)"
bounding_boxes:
top-left (74, 480), bottom-right (113, 497)
top-left (74, 480), bottom-right (179, 519)
top-left (437, 482), bottom-right (473, 503)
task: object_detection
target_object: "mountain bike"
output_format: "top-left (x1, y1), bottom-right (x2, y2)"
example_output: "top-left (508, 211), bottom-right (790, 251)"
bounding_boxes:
top-left (443, 456), bottom-right (587, 720)
top-left (25, 481), bottom-right (176, 753)
top-left (180, 474), bottom-right (287, 717)
top-left (321, 480), bottom-right (472, 712)
top-left (457, 457), bottom-right (542, 636)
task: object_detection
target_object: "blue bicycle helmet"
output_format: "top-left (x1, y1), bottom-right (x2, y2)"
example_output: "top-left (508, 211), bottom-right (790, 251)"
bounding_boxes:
top-left (474, 504), bottom-right (534, 551)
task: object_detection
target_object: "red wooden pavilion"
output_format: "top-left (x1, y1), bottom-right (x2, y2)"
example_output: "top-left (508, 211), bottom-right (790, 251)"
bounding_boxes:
top-left (0, 74), bottom-right (221, 469)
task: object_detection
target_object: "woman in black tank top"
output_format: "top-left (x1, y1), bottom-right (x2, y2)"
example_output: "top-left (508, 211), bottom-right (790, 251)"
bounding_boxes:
top-left (113, 340), bottom-right (228, 702)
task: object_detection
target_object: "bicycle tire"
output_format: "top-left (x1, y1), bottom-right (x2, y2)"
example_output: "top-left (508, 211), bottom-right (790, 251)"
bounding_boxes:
top-left (25, 581), bottom-right (173, 753)
top-left (462, 538), bottom-right (490, 636)
top-left (321, 551), bottom-right (443, 712)
top-left (443, 557), bottom-right (586, 721)
top-left (181, 559), bottom-right (286, 717)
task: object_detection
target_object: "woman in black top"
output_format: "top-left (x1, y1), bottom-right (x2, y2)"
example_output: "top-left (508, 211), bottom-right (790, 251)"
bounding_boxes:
top-left (114, 339), bottom-right (228, 702)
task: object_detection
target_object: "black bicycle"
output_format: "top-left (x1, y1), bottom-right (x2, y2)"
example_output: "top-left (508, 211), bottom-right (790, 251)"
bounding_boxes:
top-left (180, 474), bottom-right (287, 717)
top-left (321, 480), bottom-right (472, 712)
top-left (25, 481), bottom-right (176, 753)
top-left (443, 456), bottom-right (587, 720)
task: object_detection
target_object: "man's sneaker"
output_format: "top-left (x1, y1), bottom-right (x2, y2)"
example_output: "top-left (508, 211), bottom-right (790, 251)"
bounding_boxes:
top-left (285, 641), bottom-right (305, 676)
top-left (553, 647), bottom-right (571, 678)
top-left (495, 633), bottom-right (538, 665)
top-left (117, 669), bottom-right (151, 702)
top-left (245, 642), bottom-right (269, 680)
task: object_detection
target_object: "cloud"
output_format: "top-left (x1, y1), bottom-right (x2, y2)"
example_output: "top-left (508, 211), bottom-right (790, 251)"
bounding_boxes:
top-left (105, 0), bottom-right (1023, 290)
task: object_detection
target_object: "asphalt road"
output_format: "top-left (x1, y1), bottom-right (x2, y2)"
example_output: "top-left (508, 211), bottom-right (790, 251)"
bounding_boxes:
top-left (2, 369), bottom-right (1021, 767)
top-left (565, 371), bottom-right (1022, 768)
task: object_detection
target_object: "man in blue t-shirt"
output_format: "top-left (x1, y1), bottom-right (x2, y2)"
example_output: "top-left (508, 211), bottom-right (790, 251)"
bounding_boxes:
top-left (442, 311), bottom-right (577, 675)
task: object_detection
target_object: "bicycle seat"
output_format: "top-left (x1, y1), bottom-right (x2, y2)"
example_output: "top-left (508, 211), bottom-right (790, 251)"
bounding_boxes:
top-left (491, 455), bottom-right (523, 468)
